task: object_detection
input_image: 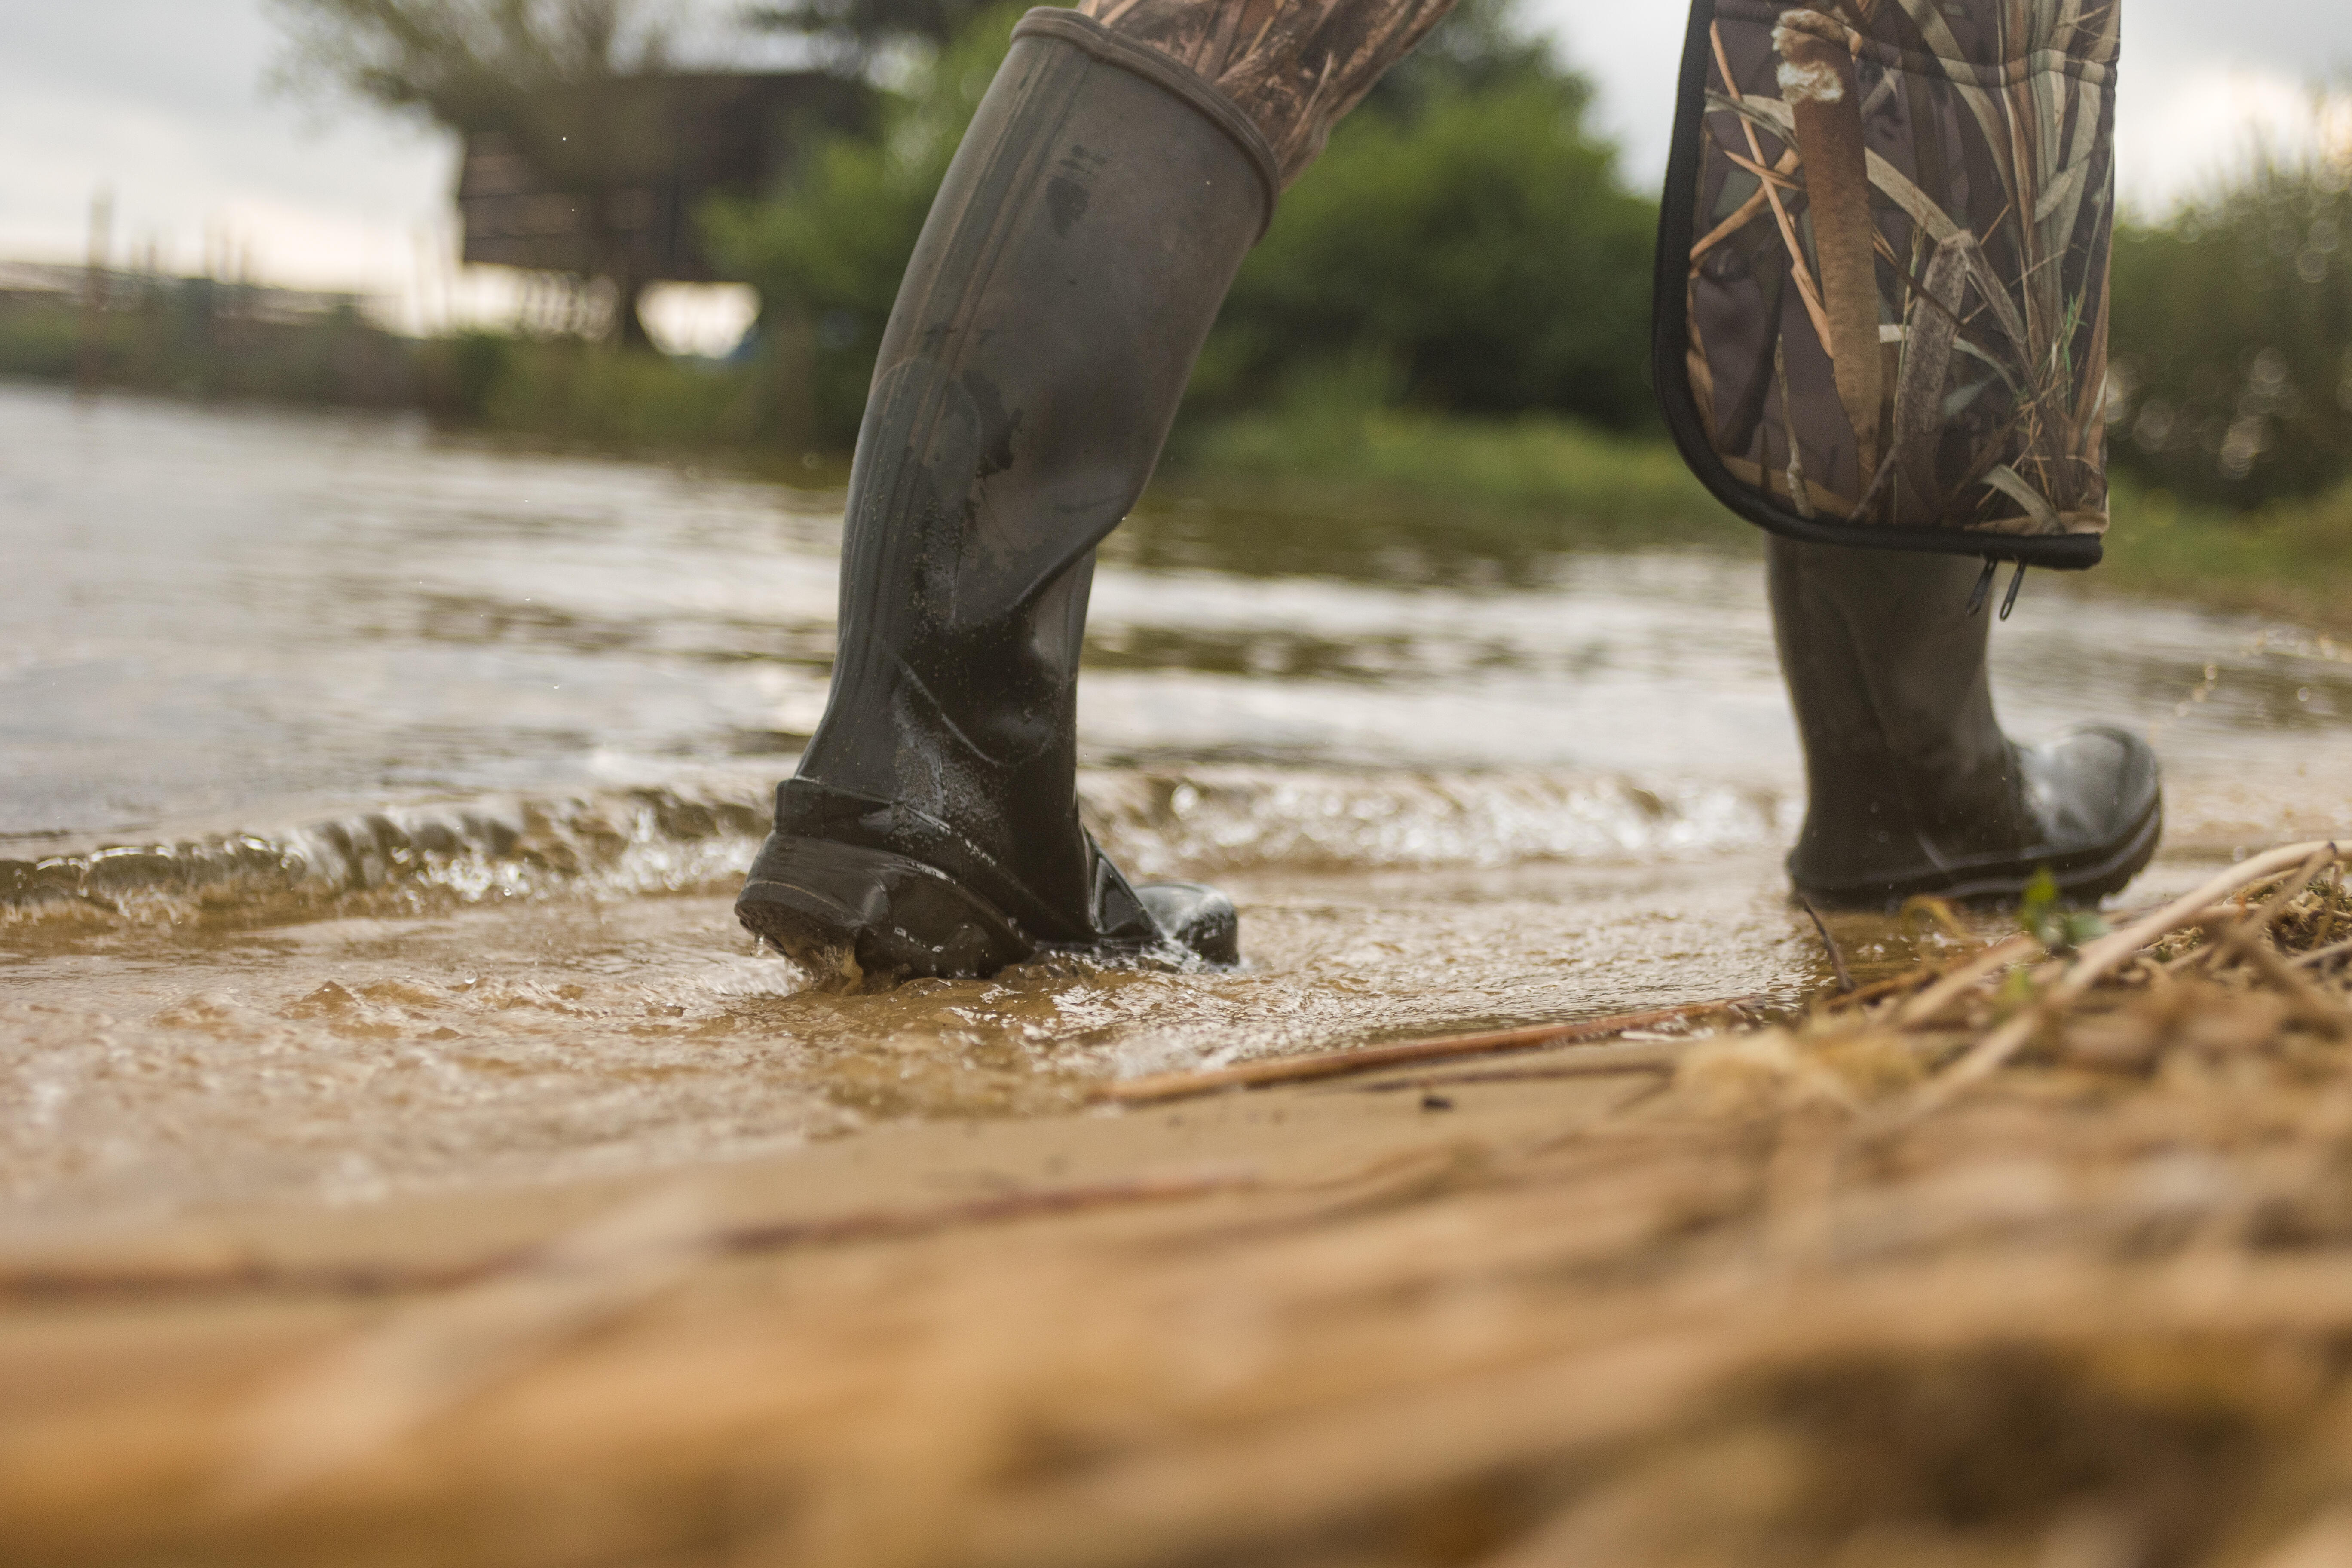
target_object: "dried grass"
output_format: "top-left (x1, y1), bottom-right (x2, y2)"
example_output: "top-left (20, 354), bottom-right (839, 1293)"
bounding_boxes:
top-left (7, 844), bottom-right (2352, 1567)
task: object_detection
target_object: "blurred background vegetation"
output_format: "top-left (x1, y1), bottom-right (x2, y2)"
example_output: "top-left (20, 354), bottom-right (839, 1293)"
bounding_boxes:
top-left (704, 0), bottom-right (1655, 449)
top-left (4, 0), bottom-right (2351, 621)
top-left (2107, 104), bottom-right (2352, 508)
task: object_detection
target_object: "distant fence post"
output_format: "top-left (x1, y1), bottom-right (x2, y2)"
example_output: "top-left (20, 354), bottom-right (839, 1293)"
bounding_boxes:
top-left (76, 187), bottom-right (112, 397)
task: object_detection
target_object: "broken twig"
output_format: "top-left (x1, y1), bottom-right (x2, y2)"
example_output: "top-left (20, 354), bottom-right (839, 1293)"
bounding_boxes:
top-left (1798, 897), bottom-right (1856, 994)
top-left (1098, 995), bottom-right (1766, 1106)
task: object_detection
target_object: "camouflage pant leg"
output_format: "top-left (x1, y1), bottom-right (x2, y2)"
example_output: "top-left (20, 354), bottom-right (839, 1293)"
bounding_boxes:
top-left (1075, 0), bottom-right (1460, 187)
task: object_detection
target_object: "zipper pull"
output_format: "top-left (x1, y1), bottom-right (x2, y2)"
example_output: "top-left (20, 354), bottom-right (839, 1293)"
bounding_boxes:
top-left (1999, 561), bottom-right (2027, 621)
top-left (1966, 557), bottom-right (1997, 617)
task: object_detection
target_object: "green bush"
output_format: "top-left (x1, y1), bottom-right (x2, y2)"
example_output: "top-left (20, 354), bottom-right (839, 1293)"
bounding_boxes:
top-left (0, 287), bottom-right (415, 406)
top-left (411, 334), bottom-right (780, 453)
top-left (1169, 365), bottom-right (1721, 542)
top-left (2096, 475), bottom-right (2352, 632)
top-left (1193, 72), bottom-right (1654, 427)
top-left (0, 302), bottom-right (84, 380)
top-left (415, 331), bottom-right (514, 421)
top-left (2108, 106), bottom-right (2352, 507)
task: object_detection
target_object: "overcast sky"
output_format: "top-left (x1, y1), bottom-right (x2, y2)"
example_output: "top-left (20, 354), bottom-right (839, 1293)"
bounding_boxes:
top-left (3, 0), bottom-right (2348, 340)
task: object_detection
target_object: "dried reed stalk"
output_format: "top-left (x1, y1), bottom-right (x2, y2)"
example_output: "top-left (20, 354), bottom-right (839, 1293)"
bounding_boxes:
top-left (1692, 0), bottom-right (2118, 531)
top-left (1917, 842), bottom-right (2348, 1105)
top-left (1096, 995), bottom-right (1763, 1104)
top-left (1774, 9), bottom-right (1883, 469)
top-left (0, 1171), bottom-right (1265, 1305)
top-left (1890, 234), bottom-right (1972, 512)
top-left (1709, 22), bottom-right (1837, 350)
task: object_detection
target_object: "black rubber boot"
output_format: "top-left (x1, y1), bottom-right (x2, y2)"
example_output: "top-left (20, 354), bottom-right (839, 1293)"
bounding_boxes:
top-left (737, 9), bottom-right (1272, 981)
top-left (1770, 536), bottom-right (2162, 906)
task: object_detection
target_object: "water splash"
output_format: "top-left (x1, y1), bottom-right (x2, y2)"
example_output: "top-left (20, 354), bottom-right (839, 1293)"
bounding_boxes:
top-left (0, 787), bottom-right (770, 928)
top-left (3, 768), bottom-right (1794, 932)
top-left (1087, 766), bottom-right (1792, 876)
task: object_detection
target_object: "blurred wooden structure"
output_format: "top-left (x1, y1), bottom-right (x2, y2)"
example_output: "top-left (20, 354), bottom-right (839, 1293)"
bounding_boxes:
top-left (454, 74), bottom-right (870, 284)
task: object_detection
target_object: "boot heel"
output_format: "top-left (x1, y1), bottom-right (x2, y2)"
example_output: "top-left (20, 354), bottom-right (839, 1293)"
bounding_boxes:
top-left (735, 836), bottom-right (1033, 981)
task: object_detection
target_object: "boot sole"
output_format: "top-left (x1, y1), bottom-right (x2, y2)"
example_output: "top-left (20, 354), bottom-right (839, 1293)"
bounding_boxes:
top-left (735, 836), bottom-right (1034, 982)
top-left (1798, 795), bottom-right (2164, 909)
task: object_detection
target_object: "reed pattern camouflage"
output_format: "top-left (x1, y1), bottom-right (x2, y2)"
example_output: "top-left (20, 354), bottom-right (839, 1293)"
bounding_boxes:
top-left (1077, 0), bottom-right (1460, 187)
top-left (1659, 0), bottom-right (2119, 567)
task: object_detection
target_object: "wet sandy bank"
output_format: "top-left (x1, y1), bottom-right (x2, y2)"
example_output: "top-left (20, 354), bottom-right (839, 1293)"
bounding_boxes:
top-left (11, 871), bottom-right (2352, 1568)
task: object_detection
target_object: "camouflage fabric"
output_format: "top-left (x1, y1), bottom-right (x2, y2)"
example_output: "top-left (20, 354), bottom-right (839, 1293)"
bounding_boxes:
top-left (1078, 0), bottom-right (1460, 188)
top-left (1663, 0), bottom-right (2119, 554)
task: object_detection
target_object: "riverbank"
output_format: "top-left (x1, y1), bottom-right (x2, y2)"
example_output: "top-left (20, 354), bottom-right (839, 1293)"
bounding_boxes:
top-left (13, 310), bottom-right (2350, 636)
top-left (9, 845), bottom-right (2352, 1567)
top-left (1166, 402), bottom-right (2352, 637)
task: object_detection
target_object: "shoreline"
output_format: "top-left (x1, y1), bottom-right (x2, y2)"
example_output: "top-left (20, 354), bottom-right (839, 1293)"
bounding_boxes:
top-left (9, 844), bottom-right (2352, 1564)
top-left (12, 371), bottom-right (2347, 635)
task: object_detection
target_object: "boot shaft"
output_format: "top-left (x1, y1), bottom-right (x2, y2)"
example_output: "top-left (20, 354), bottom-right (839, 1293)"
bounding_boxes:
top-left (1770, 536), bottom-right (2027, 890)
top-left (794, 12), bottom-right (1277, 937)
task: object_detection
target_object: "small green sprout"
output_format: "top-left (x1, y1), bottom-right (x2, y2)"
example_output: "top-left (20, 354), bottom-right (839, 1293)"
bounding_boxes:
top-left (2018, 866), bottom-right (2110, 953)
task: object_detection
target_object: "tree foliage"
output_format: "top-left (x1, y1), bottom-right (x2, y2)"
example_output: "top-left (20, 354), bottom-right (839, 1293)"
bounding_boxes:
top-left (744, 0), bottom-right (994, 71)
top-left (266, 0), bottom-right (679, 133)
top-left (711, 0), bottom-right (1659, 445)
top-left (1197, 53), bottom-right (1653, 426)
top-left (266, 0), bottom-right (687, 343)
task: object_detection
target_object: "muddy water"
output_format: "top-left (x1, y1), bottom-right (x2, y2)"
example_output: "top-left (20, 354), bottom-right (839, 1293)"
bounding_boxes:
top-left (5, 382), bottom-right (2350, 1234)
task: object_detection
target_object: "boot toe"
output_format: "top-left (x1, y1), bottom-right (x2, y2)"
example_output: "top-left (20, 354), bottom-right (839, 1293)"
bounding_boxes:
top-left (1791, 725), bottom-right (2163, 908)
top-left (1138, 881), bottom-right (1241, 966)
top-left (2016, 724), bottom-right (2163, 901)
top-left (2023, 725), bottom-right (2160, 848)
